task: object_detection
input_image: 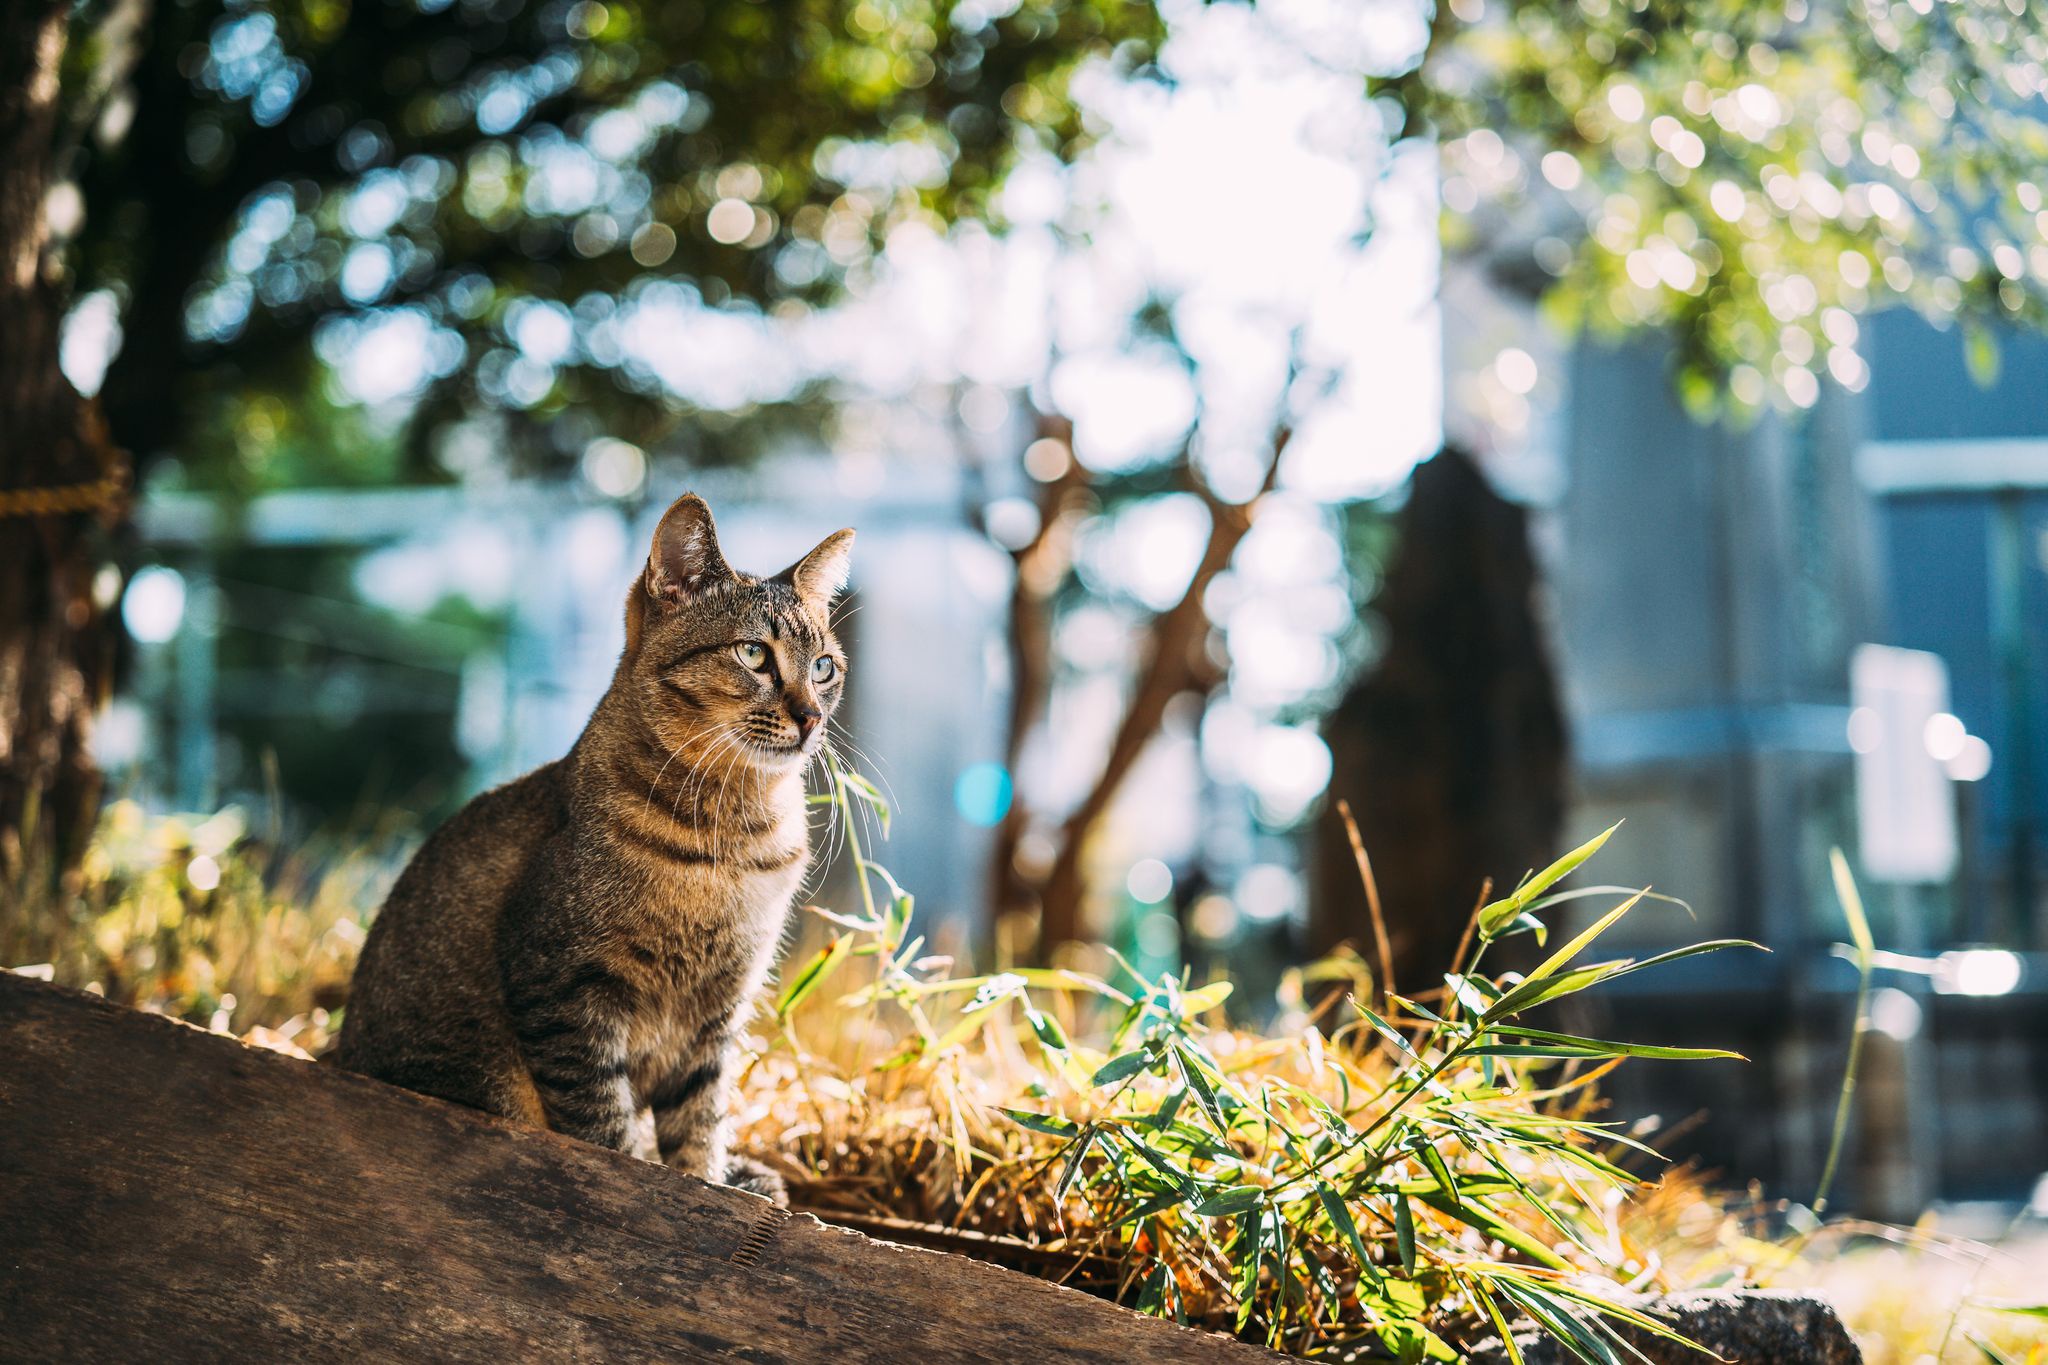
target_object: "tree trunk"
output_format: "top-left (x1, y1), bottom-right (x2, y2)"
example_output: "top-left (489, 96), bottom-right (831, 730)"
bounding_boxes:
top-left (986, 415), bottom-right (1082, 929)
top-left (0, 1), bottom-right (128, 869)
top-left (1312, 448), bottom-right (1566, 987)
top-left (1032, 433), bottom-right (1287, 954)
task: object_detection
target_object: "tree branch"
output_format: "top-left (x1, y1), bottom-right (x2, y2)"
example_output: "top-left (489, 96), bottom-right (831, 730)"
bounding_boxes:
top-left (1033, 426), bottom-right (1291, 953)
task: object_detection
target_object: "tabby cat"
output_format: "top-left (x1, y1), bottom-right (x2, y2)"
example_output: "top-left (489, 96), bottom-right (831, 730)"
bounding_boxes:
top-left (335, 493), bottom-right (853, 1201)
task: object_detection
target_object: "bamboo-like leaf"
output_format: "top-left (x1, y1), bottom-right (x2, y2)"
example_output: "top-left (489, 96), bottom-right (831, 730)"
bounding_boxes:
top-left (1118, 1130), bottom-right (1199, 1195)
top-left (1394, 1191), bottom-right (1416, 1275)
top-left (1524, 888), bottom-right (1649, 986)
top-left (1817, 847), bottom-right (1875, 1215)
top-left (1831, 846), bottom-right (1874, 960)
top-left (1410, 1190), bottom-right (1570, 1270)
top-left (1485, 1025), bottom-right (1745, 1062)
top-left (1523, 885), bottom-right (1694, 918)
top-left (1356, 1003), bottom-right (1421, 1058)
top-left (1146, 1084), bottom-right (1186, 1131)
top-left (1969, 1334), bottom-right (2022, 1365)
top-left (805, 903), bottom-right (883, 931)
top-left (1115, 1189), bottom-right (1185, 1228)
top-left (1471, 1280), bottom-right (1527, 1365)
top-left (1496, 1281), bottom-right (1621, 1365)
top-left (835, 768), bottom-right (892, 834)
top-left (775, 932), bottom-right (852, 1020)
top-left (1001, 1108), bottom-right (1080, 1137)
top-left (1477, 823), bottom-right (1621, 940)
top-left (1092, 1048), bottom-right (1154, 1086)
top-left (1194, 1186), bottom-right (1265, 1217)
top-left (1022, 1000), bottom-right (1068, 1052)
top-left (1484, 962), bottom-right (1623, 1020)
top-left (1530, 1276), bottom-right (1717, 1352)
top-left (1410, 1134), bottom-right (1462, 1208)
top-left (1175, 1043), bottom-right (1234, 1130)
top-left (1233, 1210), bottom-right (1264, 1330)
top-left (1181, 980), bottom-right (1233, 1016)
top-left (1056, 1126), bottom-right (1097, 1200)
top-left (1488, 939), bottom-right (1763, 1019)
top-left (1974, 1300), bottom-right (2048, 1320)
top-left (1314, 1179), bottom-right (1373, 1271)
top-left (1388, 993), bottom-right (1447, 1023)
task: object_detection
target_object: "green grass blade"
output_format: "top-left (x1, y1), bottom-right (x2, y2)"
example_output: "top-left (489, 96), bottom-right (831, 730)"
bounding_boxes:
top-left (775, 932), bottom-right (852, 1020)
top-left (1394, 1191), bottom-right (1416, 1275)
top-left (1477, 822), bottom-right (1622, 940)
top-left (1524, 888), bottom-right (1649, 985)
top-left (1815, 847), bottom-right (1875, 1215)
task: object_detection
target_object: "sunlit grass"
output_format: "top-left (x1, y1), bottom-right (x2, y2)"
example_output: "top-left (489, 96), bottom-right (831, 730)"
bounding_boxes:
top-left (1, 798), bottom-right (395, 1054)
top-left (737, 765), bottom-right (1768, 1358)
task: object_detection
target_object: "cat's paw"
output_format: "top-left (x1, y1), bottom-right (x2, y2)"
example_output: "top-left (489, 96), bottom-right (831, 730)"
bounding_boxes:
top-left (722, 1154), bottom-right (788, 1206)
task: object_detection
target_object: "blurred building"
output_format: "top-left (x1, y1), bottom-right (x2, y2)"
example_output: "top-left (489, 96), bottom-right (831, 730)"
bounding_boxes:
top-left (122, 460), bottom-right (1011, 936)
top-left (1543, 315), bottom-right (2048, 1214)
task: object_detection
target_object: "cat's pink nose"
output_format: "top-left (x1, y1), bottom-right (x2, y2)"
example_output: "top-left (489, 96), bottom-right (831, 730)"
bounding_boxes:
top-left (789, 704), bottom-right (821, 739)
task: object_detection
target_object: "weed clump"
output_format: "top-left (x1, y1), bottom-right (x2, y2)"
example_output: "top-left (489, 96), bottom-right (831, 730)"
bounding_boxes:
top-left (735, 763), bottom-right (1762, 1360)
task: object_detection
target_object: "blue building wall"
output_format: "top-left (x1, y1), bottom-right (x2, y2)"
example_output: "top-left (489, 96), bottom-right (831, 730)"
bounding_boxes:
top-left (1863, 310), bottom-right (2048, 944)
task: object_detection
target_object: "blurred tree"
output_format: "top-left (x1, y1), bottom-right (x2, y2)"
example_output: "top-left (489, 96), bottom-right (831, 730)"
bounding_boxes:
top-left (1313, 447), bottom-right (1566, 988)
top-left (8, 0), bottom-right (2048, 890)
top-left (1410, 0), bottom-right (2048, 412)
top-left (1, 2), bottom-right (127, 868)
top-left (1, 0), bottom-right (1162, 860)
top-left (976, 0), bottom-right (2048, 957)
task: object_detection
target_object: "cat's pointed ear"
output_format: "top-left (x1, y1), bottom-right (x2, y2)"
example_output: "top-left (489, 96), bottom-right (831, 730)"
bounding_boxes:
top-left (775, 528), bottom-right (855, 610)
top-left (645, 494), bottom-right (735, 604)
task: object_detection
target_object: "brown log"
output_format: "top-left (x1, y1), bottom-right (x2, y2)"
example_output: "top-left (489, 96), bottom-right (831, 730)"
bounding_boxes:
top-left (0, 974), bottom-right (1281, 1363)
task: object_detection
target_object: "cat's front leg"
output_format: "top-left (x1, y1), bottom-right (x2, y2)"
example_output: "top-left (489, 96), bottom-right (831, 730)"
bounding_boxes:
top-left (648, 1045), bottom-right (786, 1204)
top-left (505, 957), bottom-right (637, 1152)
top-left (648, 1045), bottom-right (728, 1178)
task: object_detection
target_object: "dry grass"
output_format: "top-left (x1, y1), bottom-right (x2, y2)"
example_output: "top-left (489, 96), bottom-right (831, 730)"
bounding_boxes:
top-left (1, 799), bottom-right (389, 1052)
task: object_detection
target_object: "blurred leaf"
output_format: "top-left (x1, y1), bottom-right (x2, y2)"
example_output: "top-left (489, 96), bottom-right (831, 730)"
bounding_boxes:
top-left (1830, 848), bottom-right (1874, 961)
top-left (1055, 1126), bottom-right (1097, 1201)
top-left (1002, 1108), bottom-right (1079, 1138)
top-left (1965, 326), bottom-right (2003, 388)
top-left (1194, 1186), bottom-right (1265, 1217)
top-left (775, 932), bottom-right (851, 1021)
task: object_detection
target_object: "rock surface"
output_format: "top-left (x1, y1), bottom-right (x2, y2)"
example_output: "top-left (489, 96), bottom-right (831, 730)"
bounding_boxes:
top-left (1469, 1289), bottom-right (1862, 1364)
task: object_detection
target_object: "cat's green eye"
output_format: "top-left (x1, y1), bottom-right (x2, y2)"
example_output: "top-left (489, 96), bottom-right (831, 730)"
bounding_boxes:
top-left (735, 642), bottom-right (770, 672)
top-left (810, 655), bottom-right (837, 684)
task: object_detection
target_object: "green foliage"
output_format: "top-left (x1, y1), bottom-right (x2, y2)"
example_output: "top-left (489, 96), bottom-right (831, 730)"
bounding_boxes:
top-left (64, 0), bottom-right (1164, 483)
top-left (760, 756), bottom-right (1764, 1359)
top-left (1413, 0), bottom-right (2048, 413)
top-left (8, 775), bottom-right (2042, 1361)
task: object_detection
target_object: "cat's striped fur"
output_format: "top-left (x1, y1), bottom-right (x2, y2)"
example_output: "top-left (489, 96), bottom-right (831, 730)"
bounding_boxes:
top-left (336, 494), bottom-right (852, 1200)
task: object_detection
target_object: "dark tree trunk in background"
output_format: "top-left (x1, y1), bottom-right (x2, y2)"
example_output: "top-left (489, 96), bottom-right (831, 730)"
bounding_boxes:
top-left (0, 1), bottom-right (128, 869)
top-left (985, 416), bottom-right (1082, 934)
top-left (1313, 447), bottom-right (1566, 988)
